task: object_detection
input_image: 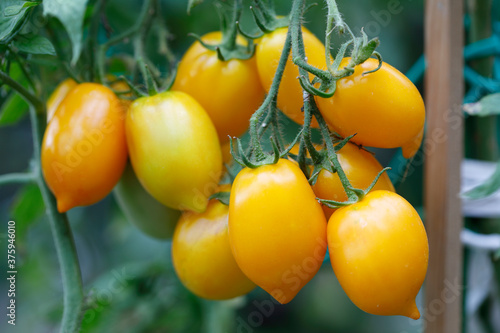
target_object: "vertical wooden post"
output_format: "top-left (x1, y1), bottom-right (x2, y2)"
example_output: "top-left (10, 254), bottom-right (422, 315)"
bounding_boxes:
top-left (424, 0), bottom-right (464, 333)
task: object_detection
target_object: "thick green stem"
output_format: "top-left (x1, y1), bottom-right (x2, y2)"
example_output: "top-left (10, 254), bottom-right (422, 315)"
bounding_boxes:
top-left (27, 101), bottom-right (84, 333)
top-left (7, 46), bottom-right (38, 93)
top-left (0, 70), bottom-right (44, 111)
top-left (0, 172), bottom-right (36, 185)
top-left (88, 0), bottom-right (106, 82)
top-left (222, 0), bottom-right (241, 50)
top-left (248, 24), bottom-right (292, 160)
top-left (3, 63), bottom-right (85, 332)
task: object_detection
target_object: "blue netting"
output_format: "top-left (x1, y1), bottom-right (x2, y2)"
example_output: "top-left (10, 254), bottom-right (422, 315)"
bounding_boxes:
top-left (387, 21), bottom-right (500, 186)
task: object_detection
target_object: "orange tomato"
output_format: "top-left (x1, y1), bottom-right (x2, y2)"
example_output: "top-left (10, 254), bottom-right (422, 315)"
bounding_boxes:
top-left (229, 159), bottom-right (327, 304)
top-left (315, 58), bottom-right (425, 157)
top-left (41, 83), bottom-right (127, 212)
top-left (46, 78), bottom-right (77, 122)
top-left (328, 190), bottom-right (428, 319)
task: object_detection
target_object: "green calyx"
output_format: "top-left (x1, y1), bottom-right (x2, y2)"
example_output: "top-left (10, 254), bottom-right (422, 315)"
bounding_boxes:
top-left (318, 167), bottom-right (391, 209)
top-left (193, 1), bottom-right (255, 61)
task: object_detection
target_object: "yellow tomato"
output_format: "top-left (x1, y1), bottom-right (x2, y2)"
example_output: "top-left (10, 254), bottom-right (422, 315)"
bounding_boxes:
top-left (256, 27), bottom-right (327, 127)
top-left (312, 142), bottom-right (395, 219)
top-left (229, 159), bottom-right (327, 304)
top-left (173, 32), bottom-right (265, 142)
top-left (41, 83), bottom-right (127, 212)
top-left (126, 91), bottom-right (222, 213)
top-left (46, 78), bottom-right (77, 122)
top-left (172, 185), bottom-right (255, 300)
top-left (328, 190), bottom-right (429, 319)
top-left (315, 58), bottom-right (425, 156)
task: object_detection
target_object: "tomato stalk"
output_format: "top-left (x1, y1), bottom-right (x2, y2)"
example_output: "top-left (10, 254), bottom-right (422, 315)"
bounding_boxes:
top-left (0, 172), bottom-right (36, 185)
top-left (0, 66), bottom-right (84, 333)
top-left (191, 0), bottom-right (255, 61)
top-left (88, 0), bottom-right (106, 82)
top-left (96, 0), bottom-right (155, 89)
top-left (232, 24), bottom-right (292, 167)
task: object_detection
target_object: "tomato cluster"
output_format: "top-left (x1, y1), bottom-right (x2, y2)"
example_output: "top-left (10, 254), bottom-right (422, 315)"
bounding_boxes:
top-left (41, 24), bottom-right (428, 319)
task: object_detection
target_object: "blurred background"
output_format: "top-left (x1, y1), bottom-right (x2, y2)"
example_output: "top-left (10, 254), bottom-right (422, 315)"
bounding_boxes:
top-left (1, 0), bottom-right (498, 332)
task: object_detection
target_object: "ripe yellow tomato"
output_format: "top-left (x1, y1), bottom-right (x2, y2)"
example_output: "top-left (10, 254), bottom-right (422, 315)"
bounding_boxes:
top-left (126, 91), bottom-right (222, 213)
top-left (46, 78), bottom-right (77, 122)
top-left (41, 83), bottom-right (128, 212)
top-left (172, 185), bottom-right (255, 300)
top-left (328, 190), bottom-right (429, 319)
top-left (228, 159), bottom-right (327, 304)
top-left (173, 32), bottom-right (265, 142)
top-left (312, 142), bottom-right (395, 219)
top-left (256, 27), bottom-right (327, 127)
top-left (315, 58), bottom-right (425, 155)
top-left (114, 163), bottom-right (181, 239)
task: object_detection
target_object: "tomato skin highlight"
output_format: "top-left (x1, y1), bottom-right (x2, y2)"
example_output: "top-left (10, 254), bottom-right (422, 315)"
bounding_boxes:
top-left (172, 185), bottom-right (255, 300)
top-left (46, 78), bottom-right (77, 122)
top-left (315, 58), bottom-right (425, 154)
top-left (126, 90), bottom-right (222, 213)
top-left (228, 159), bottom-right (327, 304)
top-left (312, 142), bottom-right (395, 219)
top-left (114, 163), bottom-right (181, 239)
top-left (327, 190), bottom-right (429, 319)
top-left (173, 32), bottom-right (265, 142)
top-left (41, 83), bottom-right (128, 212)
top-left (256, 27), bottom-right (327, 127)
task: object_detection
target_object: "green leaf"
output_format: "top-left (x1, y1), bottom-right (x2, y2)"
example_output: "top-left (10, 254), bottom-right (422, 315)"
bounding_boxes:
top-left (209, 191), bottom-right (230, 206)
top-left (11, 183), bottom-right (45, 224)
top-left (187, 0), bottom-right (204, 14)
top-left (462, 159), bottom-right (500, 199)
top-left (463, 93), bottom-right (500, 117)
top-left (0, 1), bottom-right (38, 43)
top-left (12, 34), bottom-right (56, 55)
top-left (43, 0), bottom-right (89, 64)
top-left (0, 91), bottom-right (29, 126)
top-left (10, 183), bottom-right (45, 242)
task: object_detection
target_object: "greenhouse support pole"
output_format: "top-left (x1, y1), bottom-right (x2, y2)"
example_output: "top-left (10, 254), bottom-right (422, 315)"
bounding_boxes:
top-left (424, 0), bottom-right (464, 333)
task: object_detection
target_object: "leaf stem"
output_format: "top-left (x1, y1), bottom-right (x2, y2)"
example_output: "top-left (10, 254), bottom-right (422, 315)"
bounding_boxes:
top-left (0, 172), bottom-right (36, 186)
top-left (0, 70), bottom-right (44, 111)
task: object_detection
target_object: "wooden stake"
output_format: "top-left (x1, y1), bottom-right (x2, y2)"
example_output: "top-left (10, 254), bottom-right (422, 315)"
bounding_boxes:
top-left (424, 0), bottom-right (464, 332)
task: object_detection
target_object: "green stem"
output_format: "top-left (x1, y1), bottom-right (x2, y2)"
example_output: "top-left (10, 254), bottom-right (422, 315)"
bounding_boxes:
top-left (88, 0), bottom-right (106, 82)
top-left (324, 0), bottom-right (346, 74)
top-left (248, 24), bottom-right (292, 160)
top-left (313, 105), bottom-right (356, 199)
top-left (0, 172), bottom-right (36, 185)
top-left (289, 0), bottom-right (355, 199)
top-left (28, 102), bottom-right (84, 333)
top-left (7, 63), bottom-right (85, 332)
top-left (7, 45), bottom-right (38, 94)
top-left (222, 0), bottom-right (241, 50)
top-left (97, 0), bottom-right (154, 83)
top-left (0, 70), bottom-right (44, 111)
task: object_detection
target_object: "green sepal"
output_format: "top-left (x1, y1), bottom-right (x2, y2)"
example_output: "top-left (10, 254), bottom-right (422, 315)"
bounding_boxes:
top-left (209, 191), bottom-right (230, 206)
